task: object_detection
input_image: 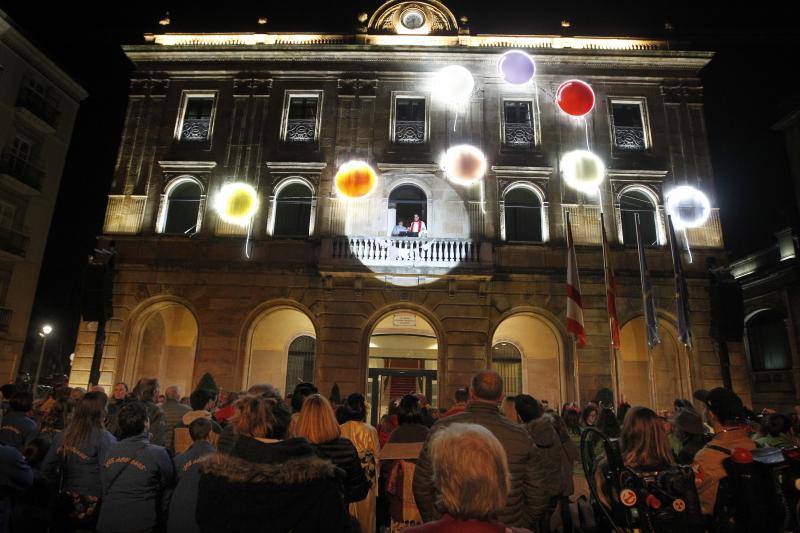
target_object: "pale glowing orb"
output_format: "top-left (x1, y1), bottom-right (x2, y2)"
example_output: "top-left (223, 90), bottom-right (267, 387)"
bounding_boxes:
top-left (214, 182), bottom-right (260, 226)
top-left (497, 50), bottom-right (536, 86)
top-left (432, 65), bottom-right (475, 104)
top-left (335, 160), bottom-right (378, 199)
top-left (666, 185), bottom-right (711, 229)
top-left (442, 144), bottom-right (487, 185)
top-left (561, 150), bottom-right (605, 195)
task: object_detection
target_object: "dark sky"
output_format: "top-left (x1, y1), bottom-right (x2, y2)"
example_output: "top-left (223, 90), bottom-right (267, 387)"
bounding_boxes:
top-left (3, 1), bottom-right (799, 375)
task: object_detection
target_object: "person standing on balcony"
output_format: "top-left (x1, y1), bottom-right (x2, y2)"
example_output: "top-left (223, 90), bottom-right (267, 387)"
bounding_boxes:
top-left (391, 219), bottom-right (408, 237)
top-left (408, 214), bottom-right (427, 237)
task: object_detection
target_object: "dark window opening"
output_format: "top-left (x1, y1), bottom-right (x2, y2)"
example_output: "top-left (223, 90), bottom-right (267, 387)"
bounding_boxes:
top-left (389, 185), bottom-right (427, 230)
top-left (492, 343), bottom-right (522, 397)
top-left (747, 310), bottom-right (793, 371)
top-left (285, 335), bottom-right (316, 394)
top-left (620, 190), bottom-right (658, 246)
top-left (504, 187), bottom-right (542, 242)
top-left (611, 102), bottom-right (646, 151)
top-left (180, 97), bottom-right (214, 142)
top-left (394, 98), bottom-right (426, 144)
top-left (164, 181), bottom-right (201, 235)
top-left (504, 101), bottom-right (534, 146)
top-left (274, 183), bottom-right (313, 238)
top-left (286, 97), bottom-right (318, 143)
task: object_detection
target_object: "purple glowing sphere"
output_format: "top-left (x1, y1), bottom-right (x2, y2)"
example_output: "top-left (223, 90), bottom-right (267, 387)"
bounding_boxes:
top-left (498, 50), bottom-right (536, 85)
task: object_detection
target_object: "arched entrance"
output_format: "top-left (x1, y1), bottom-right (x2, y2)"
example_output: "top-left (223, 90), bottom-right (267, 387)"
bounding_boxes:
top-left (244, 306), bottom-right (316, 394)
top-left (491, 312), bottom-right (565, 407)
top-left (128, 301), bottom-right (198, 395)
top-left (367, 310), bottom-right (439, 425)
top-left (618, 317), bottom-right (691, 413)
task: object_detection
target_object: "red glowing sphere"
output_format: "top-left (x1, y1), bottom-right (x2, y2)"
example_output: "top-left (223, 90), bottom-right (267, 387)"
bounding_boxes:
top-left (556, 79), bottom-right (595, 117)
top-left (731, 447), bottom-right (753, 464)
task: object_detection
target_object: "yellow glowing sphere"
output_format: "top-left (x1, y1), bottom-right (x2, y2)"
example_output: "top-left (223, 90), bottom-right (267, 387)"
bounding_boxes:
top-left (561, 150), bottom-right (605, 195)
top-left (443, 144), bottom-right (487, 185)
top-left (335, 160), bottom-right (378, 199)
top-left (214, 182), bottom-right (260, 226)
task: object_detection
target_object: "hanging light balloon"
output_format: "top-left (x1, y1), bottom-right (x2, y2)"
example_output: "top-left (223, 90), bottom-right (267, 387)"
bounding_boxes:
top-left (432, 65), bottom-right (475, 105)
top-left (561, 150), bottom-right (605, 195)
top-left (334, 160), bottom-right (378, 199)
top-left (556, 79), bottom-right (595, 117)
top-left (442, 144), bottom-right (487, 186)
top-left (214, 182), bottom-right (260, 226)
top-left (497, 50), bottom-right (536, 86)
top-left (666, 185), bottom-right (711, 229)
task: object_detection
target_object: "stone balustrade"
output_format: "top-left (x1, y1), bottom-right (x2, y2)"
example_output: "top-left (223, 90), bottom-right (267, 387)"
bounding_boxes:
top-left (329, 236), bottom-right (484, 268)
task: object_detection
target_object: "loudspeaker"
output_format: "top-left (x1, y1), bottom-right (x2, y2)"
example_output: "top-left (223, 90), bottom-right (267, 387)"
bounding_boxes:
top-left (710, 280), bottom-right (744, 342)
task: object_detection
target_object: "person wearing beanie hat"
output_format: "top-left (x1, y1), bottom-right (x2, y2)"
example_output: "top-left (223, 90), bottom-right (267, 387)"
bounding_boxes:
top-left (691, 387), bottom-right (756, 515)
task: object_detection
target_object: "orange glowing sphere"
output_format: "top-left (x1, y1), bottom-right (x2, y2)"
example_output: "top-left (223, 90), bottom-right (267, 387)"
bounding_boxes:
top-left (335, 161), bottom-right (378, 199)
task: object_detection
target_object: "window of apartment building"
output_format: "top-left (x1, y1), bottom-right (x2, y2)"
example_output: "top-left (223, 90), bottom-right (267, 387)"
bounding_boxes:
top-left (746, 310), bottom-right (792, 371)
top-left (17, 77), bottom-right (60, 127)
top-left (610, 100), bottom-right (648, 151)
top-left (162, 180), bottom-right (202, 235)
top-left (8, 136), bottom-right (33, 166)
top-left (619, 189), bottom-right (659, 246)
top-left (0, 200), bottom-right (16, 229)
top-left (285, 335), bottom-right (316, 396)
top-left (392, 96), bottom-right (427, 144)
top-left (177, 93), bottom-right (216, 143)
top-left (502, 100), bottom-right (535, 147)
top-left (491, 342), bottom-right (522, 397)
top-left (282, 94), bottom-right (321, 143)
top-left (504, 186), bottom-right (543, 242)
top-left (273, 182), bottom-right (313, 238)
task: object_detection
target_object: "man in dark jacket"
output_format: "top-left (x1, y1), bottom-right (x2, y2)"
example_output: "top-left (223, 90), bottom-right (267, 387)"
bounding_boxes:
top-left (0, 393), bottom-right (37, 450)
top-left (412, 371), bottom-right (549, 529)
top-left (0, 443), bottom-right (32, 533)
top-left (167, 418), bottom-right (216, 533)
top-left (131, 378), bottom-right (168, 447)
top-left (163, 386), bottom-right (191, 452)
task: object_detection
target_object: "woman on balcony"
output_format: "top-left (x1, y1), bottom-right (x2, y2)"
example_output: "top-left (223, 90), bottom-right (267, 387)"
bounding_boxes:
top-left (408, 214), bottom-right (427, 237)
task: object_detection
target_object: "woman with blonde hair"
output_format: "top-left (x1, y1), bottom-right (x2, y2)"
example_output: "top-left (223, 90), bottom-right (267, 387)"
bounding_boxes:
top-left (405, 423), bottom-right (532, 532)
top-left (339, 393), bottom-right (380, 533)
top-left (294, 393), bottom-right (369, 503)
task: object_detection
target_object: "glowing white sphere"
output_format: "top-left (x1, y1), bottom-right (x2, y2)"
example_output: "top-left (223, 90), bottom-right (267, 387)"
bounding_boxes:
top-left (666, 185), bottom-right (711, 229)
top-left (561, 150), bottom-right (605, 194)
top-left (442, 144), bottom-right (487, 185)
top-left (214, 182), bottom-right (260, 226)
top-left (432, 65), bottom-right (475, 104)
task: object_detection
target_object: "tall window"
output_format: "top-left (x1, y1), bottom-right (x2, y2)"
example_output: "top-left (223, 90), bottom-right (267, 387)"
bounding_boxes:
top-left (388, 185), bottom-right (427, 230)
top-left (0, 200), bottom-right (16, 229)
top-left (285, 335), bottom-right (316, 394)
top-left (611, 101), bottom-right (647, 151)
top-left (747, 310), bottom-right (793, 371)
top-left (492, 343), bottom-right (522, 397)
top-left (504, 187), bottom-right (542, 242)
top-left (503, 101), bottom-right (534, 146)
top-left (620, 189), bottom-right (658, 246)
top-left (163, 181), bottom-right (202, 235)
top-left (179, 96), bottom-right (215, 142)
top-left (285, 96), bottom-right (319, 143)
top-left (394, 97), bottom-right (426, 144)
top-left (274, 183), bottom-right (313, 238)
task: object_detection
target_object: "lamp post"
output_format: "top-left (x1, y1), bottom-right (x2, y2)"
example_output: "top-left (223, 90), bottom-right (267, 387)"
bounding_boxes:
top-left (33, 324), bottom-right (53, 392)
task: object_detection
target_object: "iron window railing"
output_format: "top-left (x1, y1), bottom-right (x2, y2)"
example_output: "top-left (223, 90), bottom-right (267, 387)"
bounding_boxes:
top-left (504, 122), bottom-right (534, 146)
top-left (394, 120), bottom-right (425, 144)
top-left (286, 118), bottom-right (316, 143)
top-left (613, 126), bottom-right (646, 151)
top-left (180, 118), bottom-right (211, 142)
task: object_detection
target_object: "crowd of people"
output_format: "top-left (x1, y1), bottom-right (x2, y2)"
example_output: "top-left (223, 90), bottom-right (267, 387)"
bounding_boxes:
top-left (0, 371), bottom-right (797, 532)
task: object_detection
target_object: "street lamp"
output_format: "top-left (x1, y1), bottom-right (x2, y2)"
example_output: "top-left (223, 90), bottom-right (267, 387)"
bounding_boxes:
top-left (33, 324), bottom-right (53, 392)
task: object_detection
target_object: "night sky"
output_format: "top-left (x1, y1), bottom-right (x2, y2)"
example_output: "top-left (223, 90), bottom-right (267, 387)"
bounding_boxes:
top-left (3, 1), bottom-right (799, 375)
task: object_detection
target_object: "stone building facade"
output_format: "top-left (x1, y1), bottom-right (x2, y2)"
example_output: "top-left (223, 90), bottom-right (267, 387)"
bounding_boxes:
top-left (0, 9), bottom-right (86, 381)
top-left (69, 0), bottom-right (749, 419)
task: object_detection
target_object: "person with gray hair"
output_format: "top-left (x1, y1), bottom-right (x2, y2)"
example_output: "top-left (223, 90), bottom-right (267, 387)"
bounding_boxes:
top-left (163, 385), bottom-right (191, 452)
top-left (405, 423), bottom-right (532, 532)
top-left (413, 370), bottom-right (550, 529)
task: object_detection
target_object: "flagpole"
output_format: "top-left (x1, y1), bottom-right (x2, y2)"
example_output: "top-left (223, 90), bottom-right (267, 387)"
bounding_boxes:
top-left (600, 211), bottom-right (621, 407)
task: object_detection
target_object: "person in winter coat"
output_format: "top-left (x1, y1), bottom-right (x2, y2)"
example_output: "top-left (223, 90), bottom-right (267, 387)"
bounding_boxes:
top-left (293, 393), bottom-right (369, 504)
top-left (0, 392), bottom-right (37, 450)
top-left (162, 386), bottom-right (191, 452)
top-left (106, 383), bottom-right (132, 438)
top-left (196, 395), bottom-right (350, 532)
top-left (167, 418), bottom-right (216, 533)
top-left (42, 391), bottom-right (116, 529)
top-left (130, 378), bottom-right (168, 447)
top-left (413, 371), bottom-right (550, 529)
top-left (0, 443), bottom-right (32, 533)
top-left (515, 395), bottom-right (564, 533)
top-left (176, 389), bottom-right (222, 435)
top-left (338, 393), bottom-right (380, 533)
top-left (96, 402), bottom-right (175, 533)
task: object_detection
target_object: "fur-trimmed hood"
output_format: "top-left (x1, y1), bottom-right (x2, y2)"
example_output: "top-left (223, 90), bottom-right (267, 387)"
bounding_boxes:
top-left (201, 452), bottom-right (339, 485)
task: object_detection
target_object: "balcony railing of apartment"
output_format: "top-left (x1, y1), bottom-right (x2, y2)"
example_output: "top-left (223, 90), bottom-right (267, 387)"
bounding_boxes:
top-left (286, 119), bottom-right (316, 143)
top-left (0, 307), bottom-right (11, 334)
top-left (180, 118), bottom-right (211, 142)
top-left (613, 126), bottom-right (646, 151)
top-left (394, 121), bottom-right (425, 144)
top-left (330, 236), bottom-right (482, 268)
top-left (0, 152), bottom-right (45, 191)
top-left (15, 87), bottom-right (60, 128)
top-left (504, 122), bottom-right (534, 146)
top-left (0, 227), bottom-right (29, 258)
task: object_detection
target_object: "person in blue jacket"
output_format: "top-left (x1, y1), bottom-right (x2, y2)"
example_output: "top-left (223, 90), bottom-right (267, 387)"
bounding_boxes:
top-left (167, 418), bottom-right (216, 533)
top-left (96, 402), bottom-right (175, 533)
top-left (0, 393), bottom-right (37, 450)
top-left (0, 443), bottom-right (32, 533)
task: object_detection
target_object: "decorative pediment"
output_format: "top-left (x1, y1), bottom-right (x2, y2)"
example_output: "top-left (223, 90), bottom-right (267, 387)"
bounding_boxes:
top-left (367, 0), bottom-right (459, 35)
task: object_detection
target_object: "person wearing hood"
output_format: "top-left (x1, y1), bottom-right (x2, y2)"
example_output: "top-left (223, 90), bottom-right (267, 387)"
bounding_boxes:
top-left (167, 418), bottom-right (216, 533)
top-left (515, 394), bottom-right (563, 533)
top-left (196, 395), bottom-right (350, 532)
top-left (669, 408), bottom-right (708, 463)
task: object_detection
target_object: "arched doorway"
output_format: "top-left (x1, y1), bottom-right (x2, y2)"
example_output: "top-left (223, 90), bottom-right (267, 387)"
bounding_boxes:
top-left (367, 310), bottom-right (439, 425)
top-left (245, 306), bottom-right (316, 394)
top-left (491, 312), bottom-right (565, 407)
top-left (618, 317), bottom-right (691, 413)
top-left (388, 184), bottom-right (427, 233)
top-left (129, 301), bottom-right (198, 395)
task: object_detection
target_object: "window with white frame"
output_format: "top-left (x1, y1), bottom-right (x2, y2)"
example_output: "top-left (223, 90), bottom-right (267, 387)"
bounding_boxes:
top-left (162, 181), bottom-right (202, 235)
top-left (283, 94), bottom-right (321, 143)
top-left (176, 93), bottom-right (216, 143)
top-left (392, 95), bottom-right (427, 144)
top-left (610, 100), bottom-right (649, 151)
top-left (273, 182), bottom-right (313, 238)
top-left (504, 186), bottom-right (543, 242)
top-left (619, 188), bottom-right (659, 246)
top-left (502, 100), bottom-right (535, 147)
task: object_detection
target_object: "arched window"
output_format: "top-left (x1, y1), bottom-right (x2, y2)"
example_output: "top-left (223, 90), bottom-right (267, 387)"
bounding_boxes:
top-left (491, 342), bottom-right (522, 397)
top-left (747, 310), bottom-right (793, 371)
top-left (163, 181), bottom-right (201, 235)
top-left (504, 187), bottom-right (542, 242)
top-left (620, 189), bottom-right (658, 246)
top-left (389, 184), bottom-right (427, 230)
top-left (274, 182), bottom-right (313, 238)
top-left (285, 335), bottom-right (316, 394)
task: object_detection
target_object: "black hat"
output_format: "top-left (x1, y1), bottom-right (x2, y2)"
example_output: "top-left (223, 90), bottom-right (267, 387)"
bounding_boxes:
top-left (669, 408), bottom-right (705, 435)
top-left (693, 388), bottom-right (744, 423)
